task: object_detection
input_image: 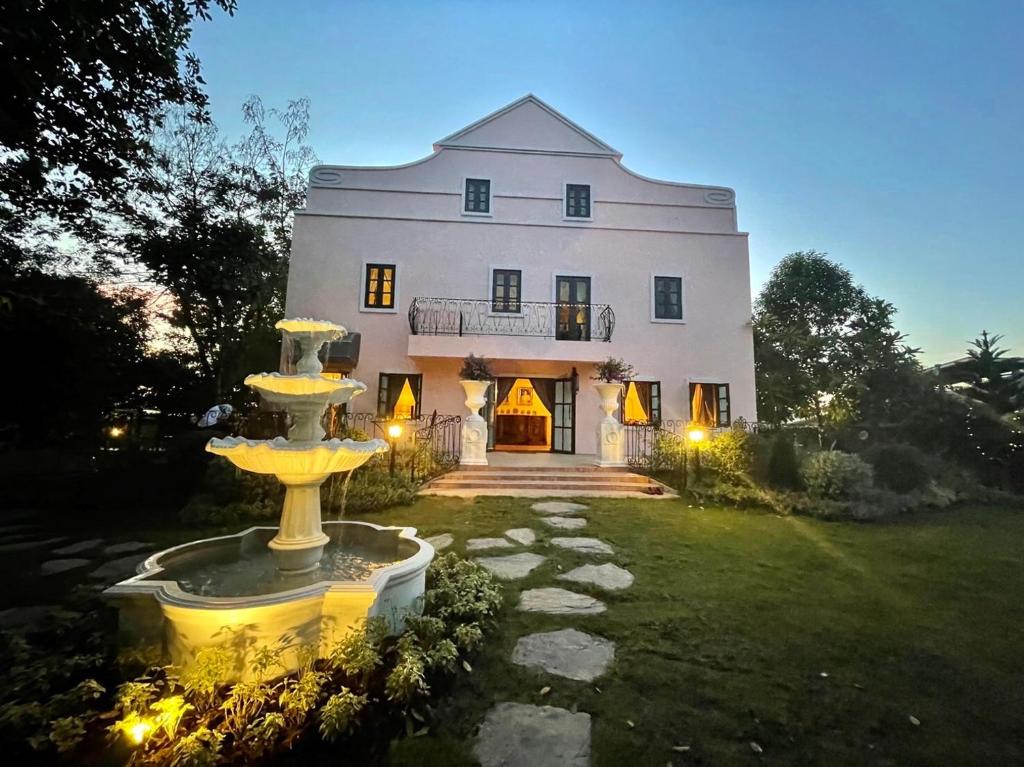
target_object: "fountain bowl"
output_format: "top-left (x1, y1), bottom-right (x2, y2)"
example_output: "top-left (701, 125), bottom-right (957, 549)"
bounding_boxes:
top-left (207, 436), bottom-right (388, 476)
top-left (104, 521), bottom-right (435, 680)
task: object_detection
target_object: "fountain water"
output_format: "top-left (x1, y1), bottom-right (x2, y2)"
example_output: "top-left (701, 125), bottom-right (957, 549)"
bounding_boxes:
top-left (104, 319), bottom-right (435, 678)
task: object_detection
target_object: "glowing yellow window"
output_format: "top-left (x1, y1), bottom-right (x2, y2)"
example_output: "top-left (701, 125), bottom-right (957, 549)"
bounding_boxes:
top-left (364, 263), bottom-right (396, 309)
top-left (393, 378), bottom-right (416, 420)
top-left (622, 381), bottom-right (661, 424)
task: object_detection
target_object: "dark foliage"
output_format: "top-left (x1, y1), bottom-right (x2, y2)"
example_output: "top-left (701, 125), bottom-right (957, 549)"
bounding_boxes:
top-left (863, 443), bottom-right (932, 493)
top-left (767, 431), bottom-right (802, 489)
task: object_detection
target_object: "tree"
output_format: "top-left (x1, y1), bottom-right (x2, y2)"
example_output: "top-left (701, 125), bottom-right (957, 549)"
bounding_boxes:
top-left (0, 0), bottom-right (235, 251)
top-left (124, 100), bottom-right (317, 402)
top-left (753, 251), bottom-right (919, 434)
top-left (938, 331), bottom-right (1024, 414)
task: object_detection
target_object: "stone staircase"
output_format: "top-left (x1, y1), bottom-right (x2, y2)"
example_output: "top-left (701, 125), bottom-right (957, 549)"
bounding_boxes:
top-left (420, 465), bottom-right (675, 498)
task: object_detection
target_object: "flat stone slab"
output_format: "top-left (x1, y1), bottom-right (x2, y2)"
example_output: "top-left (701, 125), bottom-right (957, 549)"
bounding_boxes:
top-left (474, 553), bottom-right (546, 580)
top-left (0, 605), bottom-right (58, 631)
top-left (518, 587), bottom-right (606, 615)
top-left (88, 555), bottom-right (146, 582)
top-left (0, 537), bottom-right (67, 554)
top-left (550, 537), bottom-right (613, 556)
top-left (103, 541), bottom-right (151, 556)
top-left (504, 528), bottom-right (536, 546)
top-left (424, 533), bottom-right (454, 551)
top-left (474, 702), bottom-right (591, 767)
top-left (52, 539), bottom-right (105, 556)
top-left (532, 501), bottom-right (588, 515)
top-left (558, 563), bottom-right (635, 591)
top-left (40, 558), bottom-right (92, 576)
top-left (512, 628), bottom-right (615, 682)
top-left (542, 516), bottom-right (587, 530)
top-left (467, 537), bottom-right (515, 551)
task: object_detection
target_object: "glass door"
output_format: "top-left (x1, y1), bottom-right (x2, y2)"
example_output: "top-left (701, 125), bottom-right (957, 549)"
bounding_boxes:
top-left (552, 378), bottom-right (575, 453)
top-left (555, 275), bottom-right (591, 341)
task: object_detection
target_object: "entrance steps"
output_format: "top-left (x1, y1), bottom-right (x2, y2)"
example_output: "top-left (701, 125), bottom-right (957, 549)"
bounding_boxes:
top-left (420, 465), bottom-right (676, 498)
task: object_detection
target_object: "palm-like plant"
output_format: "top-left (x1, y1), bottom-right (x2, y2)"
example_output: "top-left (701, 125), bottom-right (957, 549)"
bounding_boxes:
top-left (939, 331), bottom-right (1024, 414)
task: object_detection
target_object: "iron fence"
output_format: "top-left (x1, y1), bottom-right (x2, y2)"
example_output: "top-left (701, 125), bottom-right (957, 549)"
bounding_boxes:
top-left (408, 297), bottom-right (615, 341)
top-left (327, 410), bottom-right (461, 482)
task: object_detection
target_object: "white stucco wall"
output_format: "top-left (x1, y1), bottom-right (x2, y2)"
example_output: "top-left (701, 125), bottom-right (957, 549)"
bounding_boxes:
top-left (284, 96), bottom-right (756, 453)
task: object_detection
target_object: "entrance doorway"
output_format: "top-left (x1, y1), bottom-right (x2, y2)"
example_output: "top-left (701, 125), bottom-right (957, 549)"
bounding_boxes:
top-left (488, 376), bottom-right (576, 453)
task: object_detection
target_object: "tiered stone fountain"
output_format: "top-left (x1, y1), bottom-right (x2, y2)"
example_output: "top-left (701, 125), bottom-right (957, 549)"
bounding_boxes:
top-left (105, 319), bottom-right (435, 678)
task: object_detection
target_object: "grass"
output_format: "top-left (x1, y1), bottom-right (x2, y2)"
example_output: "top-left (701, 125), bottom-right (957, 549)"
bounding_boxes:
top-left (347, 497), bottom-right (1023, 767)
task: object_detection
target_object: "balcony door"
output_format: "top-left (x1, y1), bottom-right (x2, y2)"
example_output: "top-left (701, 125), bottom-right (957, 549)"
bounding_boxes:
top-left (555, 275), bottom-right (591, 341)
top-left (552, 378), bottom-right (576, 453)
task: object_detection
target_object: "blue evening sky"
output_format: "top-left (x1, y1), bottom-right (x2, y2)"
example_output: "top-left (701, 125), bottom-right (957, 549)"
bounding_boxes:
top-left (189, 0), bottom-right (1023, 364)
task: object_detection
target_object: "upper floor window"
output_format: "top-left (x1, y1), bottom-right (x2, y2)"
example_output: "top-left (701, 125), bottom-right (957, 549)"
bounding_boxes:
top-left (565, 184), bottom-right (591, 218)
top-left (621, 381), bottom-right (661, 425)
top-left (378, 373), bottom-right (422, 420)
top-left (464, 178), bottom-right (491, 214)
top-left (653, 275), bottom-right (683, 321)
top-left (690, 382), bottom-right (730, 427)
top-left (363, 263), bottom-right (395, 309)
top-left (491, 269), bottom-right (522, 313)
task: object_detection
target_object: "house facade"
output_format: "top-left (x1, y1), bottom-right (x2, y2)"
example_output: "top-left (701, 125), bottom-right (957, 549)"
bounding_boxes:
top-left (284, 95), bottom-right (756, 456)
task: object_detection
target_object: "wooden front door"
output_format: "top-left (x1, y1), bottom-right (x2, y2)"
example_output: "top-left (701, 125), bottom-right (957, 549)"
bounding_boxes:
top-left (555, 276), bottom-right (591, 341)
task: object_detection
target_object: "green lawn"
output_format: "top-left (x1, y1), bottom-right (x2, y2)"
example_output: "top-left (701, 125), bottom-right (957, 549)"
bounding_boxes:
top-left (349, 497), bottom-right (1024, 767)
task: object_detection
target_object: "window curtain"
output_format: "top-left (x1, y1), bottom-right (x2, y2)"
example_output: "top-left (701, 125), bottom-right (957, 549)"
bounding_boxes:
top-left (530, 378), bottom-right (557, 416)
top-left (636, 382), bottom-right (653, 422)
top-left (495, 378), bottom-right (516, 409)
top-left (690, 383), bottom-right (715, 426)
top-left (386, 374), bottom-right (407, 418)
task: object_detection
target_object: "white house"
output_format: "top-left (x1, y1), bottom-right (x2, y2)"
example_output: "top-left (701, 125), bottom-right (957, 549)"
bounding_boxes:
top-left (284, 94), bottom-right (756, 460)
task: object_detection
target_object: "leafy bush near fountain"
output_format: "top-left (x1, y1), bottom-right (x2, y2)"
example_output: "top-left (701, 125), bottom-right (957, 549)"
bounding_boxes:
top-left (179, 460), bottom-right (282, 526)
top-left (0, 554), bottom-right (502, 765)
top-left (327, 467), bottom-right (419, 515)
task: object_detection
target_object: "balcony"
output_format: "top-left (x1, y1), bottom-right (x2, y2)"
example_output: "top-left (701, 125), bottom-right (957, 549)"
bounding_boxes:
top-left (407, 297), bottom-right (616, 363)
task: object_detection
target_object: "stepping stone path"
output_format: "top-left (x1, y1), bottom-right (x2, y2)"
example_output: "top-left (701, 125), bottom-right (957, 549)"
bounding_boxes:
top-left (542, 516), bottom-right (587, 530)
top-left (0, 536), bottom-right (67, 554)
top-left (518, 588), bottom-right (606, 615)
top-left (474, 702), bottom-right (591, 767)
top-left (424, 533), bottom-right (454, 551)
top-left (40, 558), bottom-right (91, 576)
top-left (505, 528), bottom-right (536, 546)
top-left (472, 500), bottom-right (632, 764)
top-left (88, 554), bottom-right (146, 582)
top-left (558, 563), bottom-right (635, 591)
top-left (52, 539), bottom-right (105, 556)
top-left (475, 552), bottom-right (547, 580)
top-left (550, 537), bottom-right (614, 556)
top-left (512, 628), bottom-right (615, 682)
top-left (103, 541), bottom-right (151, 556)
top-left (467, 537), bottom-right (515, 551)
top-left (532, 501), bottom-right (587, 515)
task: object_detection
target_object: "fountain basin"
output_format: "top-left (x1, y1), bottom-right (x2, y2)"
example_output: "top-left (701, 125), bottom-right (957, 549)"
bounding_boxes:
top-left (104, 522), bottom-right (435, 680)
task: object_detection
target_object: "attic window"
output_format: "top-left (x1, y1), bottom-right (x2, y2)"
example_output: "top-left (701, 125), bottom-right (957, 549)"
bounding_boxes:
top-left (464, 178), bottom-right (491, 214)
top-left (565, 184), bottom-right (591, 218)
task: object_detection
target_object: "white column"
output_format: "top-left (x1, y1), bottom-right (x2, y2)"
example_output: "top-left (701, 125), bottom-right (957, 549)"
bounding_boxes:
top-left (593, 382), bottom-right (626, 468)
top-left (459, 380), bottom-right (490, 466)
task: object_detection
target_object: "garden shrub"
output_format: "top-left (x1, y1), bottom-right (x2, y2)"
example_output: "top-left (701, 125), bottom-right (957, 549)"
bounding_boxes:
top-left (324, 467), bottom-right (419, 516)
top-left (179, 460), bottom-right (281, 526)
top-left (863, 443), bottom-right (931, 493)
top-left (702, 428), bottom-right (754, 483)
top-left (0, 554), bottom-right (502, 765)
top-left (801, 450), bottom-right (874, 499)
top-left (767, 431), bottom-right (802, 489)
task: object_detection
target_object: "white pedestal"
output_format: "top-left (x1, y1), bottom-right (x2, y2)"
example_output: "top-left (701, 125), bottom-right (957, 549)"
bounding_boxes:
top-left (595, 418), bottom-right (626, 468)
top-left (460, 415), bottom-right (489, 466)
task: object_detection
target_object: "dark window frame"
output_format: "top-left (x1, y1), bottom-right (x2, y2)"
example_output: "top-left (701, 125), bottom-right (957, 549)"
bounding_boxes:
top-left (363, 263), bottom-right (396, 309)
top-left (464, 178), bottom-right (491, 214)
top-left (377, 373), bottom-right (423, 420)
top-left (565, 183), bottom-right (591, 218)
top-left (619, 380), bottom-right (662, 425)
top-left (689, 382), bottom-right (731, 427)
top-left (491, 268), bottom-right (522, 314)
top-left (653, 275), bottom-right (683, 320)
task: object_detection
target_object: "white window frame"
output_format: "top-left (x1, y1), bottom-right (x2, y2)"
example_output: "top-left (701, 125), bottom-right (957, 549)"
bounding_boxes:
top-left (562, 182), bottom-right (594, 222)
top-left (487, 264), bottom-right (525, 318)
top-left (650, 273), bottom-right (686, 324)
top-left (461, 176), bottom-right (494, 218)
top-left (359, 259), bottom-right (400, 314)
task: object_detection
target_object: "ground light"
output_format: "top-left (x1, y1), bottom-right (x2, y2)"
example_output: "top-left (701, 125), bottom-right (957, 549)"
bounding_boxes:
top-left (388, 422), bottom-right (403, 476)
top-left (687, 426), bottom-right (706, 480)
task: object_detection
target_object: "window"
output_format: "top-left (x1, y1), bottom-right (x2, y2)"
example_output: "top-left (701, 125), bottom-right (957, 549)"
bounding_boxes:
top-left (363, 263), bottom-right (395, 309)
top-left (464, 178), bottom-right (491, 213)
top-left (377, 374), bottom-right (422, 419)
top-left (653, 276), bottom-right (683, 321)
top-left (491, 269), bottom-right (522, 313)
top-left (621, 381), bottom-right (661, 424)
top-left (565, 184), bottom-right (591, 218)
top-left (689, 382), bottom-right (730, 427)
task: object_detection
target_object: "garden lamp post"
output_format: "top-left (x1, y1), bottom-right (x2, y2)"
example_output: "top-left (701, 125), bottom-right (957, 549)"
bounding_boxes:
top-left (687, 426), bottom-right (705, 481)
top-left (387, 422), bottom-right (403, 477)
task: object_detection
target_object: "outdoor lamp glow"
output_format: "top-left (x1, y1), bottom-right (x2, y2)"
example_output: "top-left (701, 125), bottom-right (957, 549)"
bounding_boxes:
top-left (687, 427), bottom-right (705, 443)
top-left (129, 719), bottom-right (153, 745)
top-left (109, 426), bottom-right (124, 438)
top-left (387, 423), bottom-right (403, 439)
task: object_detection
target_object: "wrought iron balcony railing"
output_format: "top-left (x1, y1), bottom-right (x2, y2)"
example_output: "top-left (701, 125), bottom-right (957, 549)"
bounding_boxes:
top-left (408, 297), bottom-right (615, 341)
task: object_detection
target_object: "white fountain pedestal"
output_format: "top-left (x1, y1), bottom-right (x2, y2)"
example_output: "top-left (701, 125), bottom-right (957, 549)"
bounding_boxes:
top-left (269, 473), bottom-right (332, 572)
top-left (593, 382), bottom-right (626, 468)
top-left (459, 379), bottom-right (490, 466)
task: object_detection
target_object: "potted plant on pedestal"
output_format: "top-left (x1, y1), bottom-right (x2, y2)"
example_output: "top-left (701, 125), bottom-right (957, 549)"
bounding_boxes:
top-left (592, 357), bottom-right (634, 420)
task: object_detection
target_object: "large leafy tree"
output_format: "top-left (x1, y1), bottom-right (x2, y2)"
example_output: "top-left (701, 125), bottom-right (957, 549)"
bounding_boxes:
top-left (0, 0), bottom-right (235, 251)
top-left (753, 251), bottom-right (919, 433)
top-left (125, 100), bottom-right (316, 402)
top-left (938, 331), bottom-right (1024, 414)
